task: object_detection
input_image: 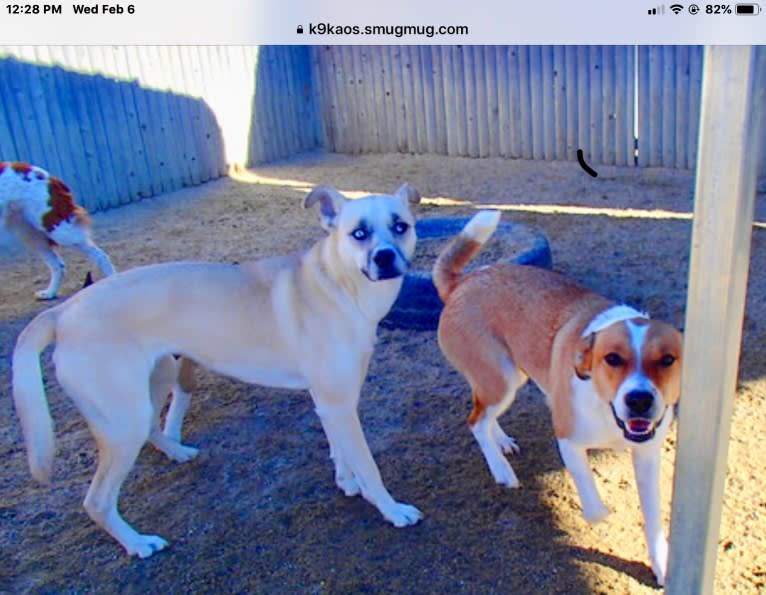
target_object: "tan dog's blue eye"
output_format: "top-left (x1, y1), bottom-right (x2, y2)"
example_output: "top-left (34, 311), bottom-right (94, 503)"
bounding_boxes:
top-left (393, 221), bottom-right (409, 235)
top-left (658, 354), bottom-right (676, 368)
top-left (351, 228), bottom-right (368, 241)
top-left (604, 353), bottom-right (625, 367)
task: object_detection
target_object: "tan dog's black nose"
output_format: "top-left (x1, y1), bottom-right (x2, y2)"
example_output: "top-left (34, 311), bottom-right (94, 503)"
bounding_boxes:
top-left (374, 248), bottom-right (396, 269)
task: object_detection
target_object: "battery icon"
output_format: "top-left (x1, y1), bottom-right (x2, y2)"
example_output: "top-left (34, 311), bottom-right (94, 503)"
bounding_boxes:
top-left (735, 3), bottom-right (761, 13)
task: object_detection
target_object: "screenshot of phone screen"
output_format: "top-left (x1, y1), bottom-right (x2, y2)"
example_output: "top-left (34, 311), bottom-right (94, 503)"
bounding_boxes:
top-left (1, 2), bottom-right (763, 594)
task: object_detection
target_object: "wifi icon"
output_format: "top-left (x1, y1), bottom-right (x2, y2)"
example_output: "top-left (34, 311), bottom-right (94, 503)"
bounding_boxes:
top-left (670, 3), bottom-right (685, 12)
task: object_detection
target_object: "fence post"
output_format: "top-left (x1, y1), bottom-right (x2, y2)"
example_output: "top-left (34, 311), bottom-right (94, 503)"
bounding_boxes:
top-left (666, 45), bottom-right (765, 594)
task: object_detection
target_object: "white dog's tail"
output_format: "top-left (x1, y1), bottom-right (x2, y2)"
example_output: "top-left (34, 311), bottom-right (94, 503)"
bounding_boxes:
top-left (12, 308), bottom-right (59, 483)
top-left (432, 210), bottom-right (502, 303)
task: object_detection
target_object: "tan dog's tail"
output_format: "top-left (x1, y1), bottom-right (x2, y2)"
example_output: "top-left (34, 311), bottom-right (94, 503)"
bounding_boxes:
top-left (432, 210), bottom-right (502, 302)
top-left (12, 308), bottom-right (59, 483)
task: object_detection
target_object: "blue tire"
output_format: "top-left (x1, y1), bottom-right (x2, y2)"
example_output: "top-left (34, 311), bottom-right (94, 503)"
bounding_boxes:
top-left (381, 217), bottom-right (553, 331)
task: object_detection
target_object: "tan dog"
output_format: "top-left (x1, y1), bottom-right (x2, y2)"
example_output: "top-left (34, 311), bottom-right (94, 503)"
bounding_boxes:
top-left (433, 211), bottom-right (682, 586)
top-left (0, 161), bottom-right (115, 299)
top-left (12, 184), bottom-right (423, 558)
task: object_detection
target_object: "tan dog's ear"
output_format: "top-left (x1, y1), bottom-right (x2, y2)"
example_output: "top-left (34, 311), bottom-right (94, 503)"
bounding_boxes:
top-left (394, 183), bottom-right (421, 206)
top-left (304, 185), bottom-right (347, 230)
top-left (574, 334), bottom-right (595, 380)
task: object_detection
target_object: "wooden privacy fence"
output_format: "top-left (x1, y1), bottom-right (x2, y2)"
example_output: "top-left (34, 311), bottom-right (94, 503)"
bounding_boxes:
top-left (311, 45), bottom-right (765, 174)
top-left (311, 46), bottom-right (638, 165)
top-left (311, 45), bottom-right (760, 171)
top-left (0, 46), bottom-right (318, 211)
top-left (1, 45), bottom-right (763, 211)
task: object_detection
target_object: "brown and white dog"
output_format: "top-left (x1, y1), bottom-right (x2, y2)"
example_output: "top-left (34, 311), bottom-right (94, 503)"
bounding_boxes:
top-left (0, 161), bottom-right (115, 299)
top-left (433, 211), bottom-right (682, 586)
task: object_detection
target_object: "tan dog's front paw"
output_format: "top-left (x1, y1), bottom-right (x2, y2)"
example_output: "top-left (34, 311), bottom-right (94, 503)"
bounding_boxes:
top-left (35, 288), bottom-right (57, 300)
top-left (384, 502), bottom-right (423, 527)
top-left (125, 534), bottom-right (169, 558)
top-left (336, 473), bottom-right (361, 497)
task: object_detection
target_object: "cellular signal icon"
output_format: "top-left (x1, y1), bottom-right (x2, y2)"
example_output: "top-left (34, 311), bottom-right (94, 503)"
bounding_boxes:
top-left (670, 3), bottom-right (685, 12)
top-left (648, 4), bottom-right (666, 14)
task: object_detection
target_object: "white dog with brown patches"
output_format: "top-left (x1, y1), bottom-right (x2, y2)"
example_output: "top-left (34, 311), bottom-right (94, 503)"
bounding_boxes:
top-left (12, 184), bottom-right (423, 558)
top-left (0, 161), bottom-right (115, 299)
top-left (433, 211), bottom-right (682, 586)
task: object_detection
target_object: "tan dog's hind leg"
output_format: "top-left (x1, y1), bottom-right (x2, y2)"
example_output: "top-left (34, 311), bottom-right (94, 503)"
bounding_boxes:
top-left (148, 356), bottom-right (198, 462)
top-left (326, 435), bottom-right (362, 497)
top-left (312, 390), bottom-right (422, 528)
top-left (163, 357), bottom-right (195, 443)
top-left (55, 350), bottom-right (168, 557)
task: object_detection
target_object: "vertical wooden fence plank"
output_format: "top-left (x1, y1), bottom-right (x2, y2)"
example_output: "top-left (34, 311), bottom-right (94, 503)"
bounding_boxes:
top-left (358, 46), bottom-right (380, 154)
top-left (601, 45), bottom-right (616, 165)
top-left (440, 46), bottom-right (457, 157)
top-left (463, 45), bottom-right (479, 158)
top-left (410, 46), bottom-right (428, 154)
top-left (543, 46), bottom-right (556, 161)
top-left (400, 45), bottom-right (417, 154)
top-left (552, 45), bottom-right (567, 161)
top-left (495, 46), bottom-right (510, 158)
top-left (588, 46), bottom-right (603, 166)
top-left (371, 46), bottom-right (391, 154)
top-left (614, 45), bottom-right (635, 166)
top-left (517, 45), bottom-right (533, 159)
top-left (661, 46), bottom-right (677, 169)
top-left (418, 46), bottom-right (437, 154)
top-left (576, 45), bottom-right (590, 164)
top-left (686, 46), bottom-right (704, 170)
top-left (470, 45), bottom-right (487, 158)
top-left (327, 46), bottom-right (347, 153)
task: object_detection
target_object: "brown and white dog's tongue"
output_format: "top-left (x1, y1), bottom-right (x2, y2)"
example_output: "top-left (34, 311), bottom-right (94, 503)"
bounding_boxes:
top-left (626, 418), bottom-right (652, 435)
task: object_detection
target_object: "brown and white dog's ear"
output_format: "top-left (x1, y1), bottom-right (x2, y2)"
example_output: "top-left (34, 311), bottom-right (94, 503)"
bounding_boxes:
top-left (304, 185), bottom-right (347, 230)
top-left (574, 334), bottom-right (595, 380)
top-left (394, 183), bottom-right (421, 206)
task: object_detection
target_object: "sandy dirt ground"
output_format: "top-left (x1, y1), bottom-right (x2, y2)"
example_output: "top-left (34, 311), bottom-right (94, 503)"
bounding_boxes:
top-left (1, 151), bottom-right (765, 594)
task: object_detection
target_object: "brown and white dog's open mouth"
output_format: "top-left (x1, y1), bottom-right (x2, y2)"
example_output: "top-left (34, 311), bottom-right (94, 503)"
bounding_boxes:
top-left (610, 401), bottom-right (669, 443)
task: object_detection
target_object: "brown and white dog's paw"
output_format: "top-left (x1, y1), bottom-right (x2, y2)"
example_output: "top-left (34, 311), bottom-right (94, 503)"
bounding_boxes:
top-left (488, 457), bottom-right (521, 489)
top-left (582, 502), bottom-right (611, 524)
top-left (649, 534), bottom-right (669, 586)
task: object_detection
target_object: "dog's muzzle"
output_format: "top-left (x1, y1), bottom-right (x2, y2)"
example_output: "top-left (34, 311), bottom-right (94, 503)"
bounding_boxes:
top-left (366, 247), bottom-right (408, 281)
top-left (610, 390), bottom-right (667, 443)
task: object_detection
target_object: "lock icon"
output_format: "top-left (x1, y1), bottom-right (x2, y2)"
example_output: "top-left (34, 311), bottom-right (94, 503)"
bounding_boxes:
top-left (297, 25), bottom-right (304, 34)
